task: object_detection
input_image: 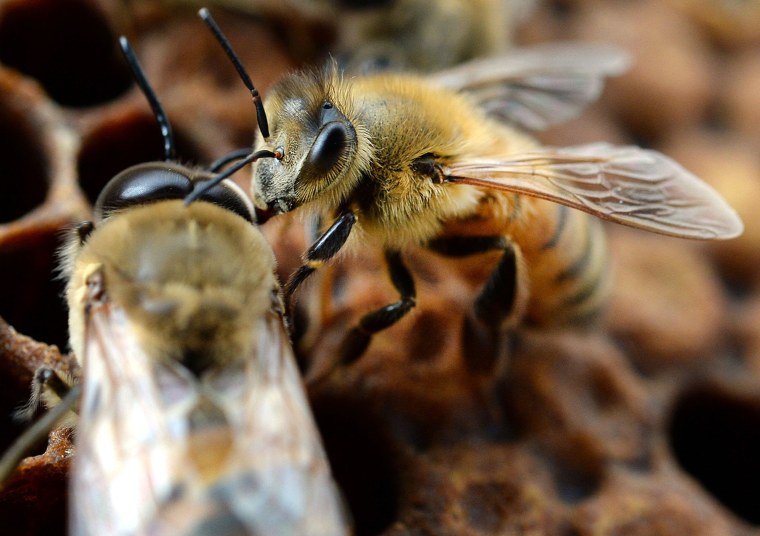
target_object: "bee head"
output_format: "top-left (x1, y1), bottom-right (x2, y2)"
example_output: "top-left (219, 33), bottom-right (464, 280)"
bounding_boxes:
top-left (97, 34), bottom-right (256, 225)
top-left (252, 67), bottom-right (362, 215)
top-left (94, 163), bottom-right (255, 224)
top-left (198, 9), bottom-right (368, 215)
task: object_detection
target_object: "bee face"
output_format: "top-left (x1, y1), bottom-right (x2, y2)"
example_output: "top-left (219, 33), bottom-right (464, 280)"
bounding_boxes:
top-left (253, 67), bottom-right (365, 215)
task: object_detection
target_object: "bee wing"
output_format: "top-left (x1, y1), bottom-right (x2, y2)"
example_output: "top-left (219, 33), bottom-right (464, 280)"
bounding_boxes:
top-left (205, 311), bottom-right (350, 536)
top-left (430, 43), bottom-right (631, 130)
top-left (70, 292), bottom-right (200, 535)
top-left (445, 142), bottom-right (744, 240)
top-left (71, 288), bottom-right (349, 535)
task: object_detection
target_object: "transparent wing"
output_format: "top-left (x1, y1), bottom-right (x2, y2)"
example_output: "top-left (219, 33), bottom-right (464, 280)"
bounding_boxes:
top-left (444, 142), bottom-right (744, 240)
top-left (429, 43), bottom-right (631, 130)
top-left (70, 292), bottom-right (199, 535)
top-left (205, 312), bottom-right (350, 536)
top-left (71, 290), bottom-right (349, 535)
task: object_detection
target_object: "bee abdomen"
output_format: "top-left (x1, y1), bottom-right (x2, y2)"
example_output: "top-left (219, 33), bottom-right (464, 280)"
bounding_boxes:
top-left (523, 206), bottom-right (610, 326)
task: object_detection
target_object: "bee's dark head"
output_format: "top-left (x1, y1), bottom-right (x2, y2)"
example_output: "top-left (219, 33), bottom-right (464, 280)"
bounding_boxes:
top-left (94, 163), bottom-right (255, 223)
top-left (251, 65), bottom-right (363, 214)
top-left (105, 34), bottom-right (257, 224)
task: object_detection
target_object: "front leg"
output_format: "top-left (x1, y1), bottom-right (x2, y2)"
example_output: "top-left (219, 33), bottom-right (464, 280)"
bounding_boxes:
top-left (284, 211), bottom-right (357, 311)
top-left (14, 366), bottom-right (76, 422)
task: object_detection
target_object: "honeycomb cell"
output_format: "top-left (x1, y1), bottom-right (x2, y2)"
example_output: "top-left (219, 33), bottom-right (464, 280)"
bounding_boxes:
top-left (77, 108), bottom-right (205, 206)
top-left (0, 75), bottom-right (48, 223)
top-left (0, 227), bottom-right (69, 351)
top-left (669, 384), bottom-right (760, 526)
top-left (0, 460), bottom-right (67, 536)
top-left (312, 393), bottom-right (399, 536)
top-left (547, 442), bottom-right (604, 505)
top-left (0, 0), bottom-right (132, 107)
top-left (460, 480), bottom-right (520, 533)
top-left (407, 310), bottom-right (448, 363)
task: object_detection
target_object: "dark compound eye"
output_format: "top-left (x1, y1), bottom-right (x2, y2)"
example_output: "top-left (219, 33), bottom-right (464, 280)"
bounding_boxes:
top-left (94, 163), bottom-right (192, 220)
top-left (308, 122), bottom-right (348, 175)
top-left (191, 180), bottom-right (254, 223)
top-left (94, 163), bottom-right (254, 223)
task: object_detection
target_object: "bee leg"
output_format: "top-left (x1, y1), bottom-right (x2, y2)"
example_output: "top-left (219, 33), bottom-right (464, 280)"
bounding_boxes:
top-left (284, 211), bottom-right (357, 312)
top-left (14, 367), bottom-right (74, 422)
top-left (427, 236), bottom-right (518, 374)
top-left (333, 249), bottom-right (416, 369)
top-left (472, 244), bottom-right (519, 327)
top-left (427, 235), bottom-right (518, 325)
top-left (0, 369), bottom-right (80, 487)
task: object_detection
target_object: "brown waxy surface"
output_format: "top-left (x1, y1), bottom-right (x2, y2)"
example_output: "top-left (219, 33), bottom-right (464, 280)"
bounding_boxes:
top-left (0, 1), bottom-right (758, 535)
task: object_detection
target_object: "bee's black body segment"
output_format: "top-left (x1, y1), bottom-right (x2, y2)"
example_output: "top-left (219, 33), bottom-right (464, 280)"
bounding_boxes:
top-left (541, 204), bottom-right (569, 251)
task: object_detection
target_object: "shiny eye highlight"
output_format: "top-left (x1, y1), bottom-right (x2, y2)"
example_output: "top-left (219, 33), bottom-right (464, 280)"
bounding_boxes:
top-left (94, 165), bottom-right (191, 221)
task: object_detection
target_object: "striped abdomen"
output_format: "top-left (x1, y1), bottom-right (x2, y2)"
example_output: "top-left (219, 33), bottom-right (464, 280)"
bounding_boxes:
top-left (511, 199), bottom-right (611, 327)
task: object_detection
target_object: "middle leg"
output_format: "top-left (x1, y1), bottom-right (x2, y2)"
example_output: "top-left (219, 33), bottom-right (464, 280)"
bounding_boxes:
top-left (310, 249), bottom-right (416, 382)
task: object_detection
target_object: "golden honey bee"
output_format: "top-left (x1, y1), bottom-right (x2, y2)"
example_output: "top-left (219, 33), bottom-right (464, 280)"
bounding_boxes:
top-left (192, 9), bottom-right (743, 378)
top-left (5, 36), bottom-right (349, 535)
top-left (191, 0), bottom-right (535, 72)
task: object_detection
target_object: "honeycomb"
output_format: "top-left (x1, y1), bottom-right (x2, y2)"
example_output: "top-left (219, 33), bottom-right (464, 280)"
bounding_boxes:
top-left (0, 0), bottom-right (759, 535)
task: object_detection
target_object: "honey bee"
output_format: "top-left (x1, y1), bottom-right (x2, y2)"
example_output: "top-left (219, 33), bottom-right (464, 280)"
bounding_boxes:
top-left (190, 0), bottom-right (535, 72)
top-left (6, 36), bottom-right (348, 535)
top-left (333, 0), bottom-right (537, 72)
top-left (194, 9), bottom-right (743, 377)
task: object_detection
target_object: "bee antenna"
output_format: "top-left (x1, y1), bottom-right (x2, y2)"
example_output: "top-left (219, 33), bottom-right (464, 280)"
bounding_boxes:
top-left (207, 147), bottom-right (256, 173)
top-left (184, 149), bottom-right (276, 206)
top-left (118, 37), bottom-right (175, 162)
top-left (198, 8), bottom-right (270, 140)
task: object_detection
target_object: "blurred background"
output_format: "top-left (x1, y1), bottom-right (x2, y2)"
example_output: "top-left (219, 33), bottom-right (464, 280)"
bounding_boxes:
top-left (0, 0), bottom-right (758, 534)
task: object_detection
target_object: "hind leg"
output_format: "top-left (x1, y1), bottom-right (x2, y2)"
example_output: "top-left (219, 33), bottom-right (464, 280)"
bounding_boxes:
top-left (427, 235), bottom-right (525, 375)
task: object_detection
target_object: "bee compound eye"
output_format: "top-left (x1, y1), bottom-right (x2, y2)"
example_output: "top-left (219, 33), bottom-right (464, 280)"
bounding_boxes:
top-left (192, 180), bottom-right (255, 223)
top-left (94, 164), bottom-right (193, 220)
top-left (308, 122), bottom-right (348, 175)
